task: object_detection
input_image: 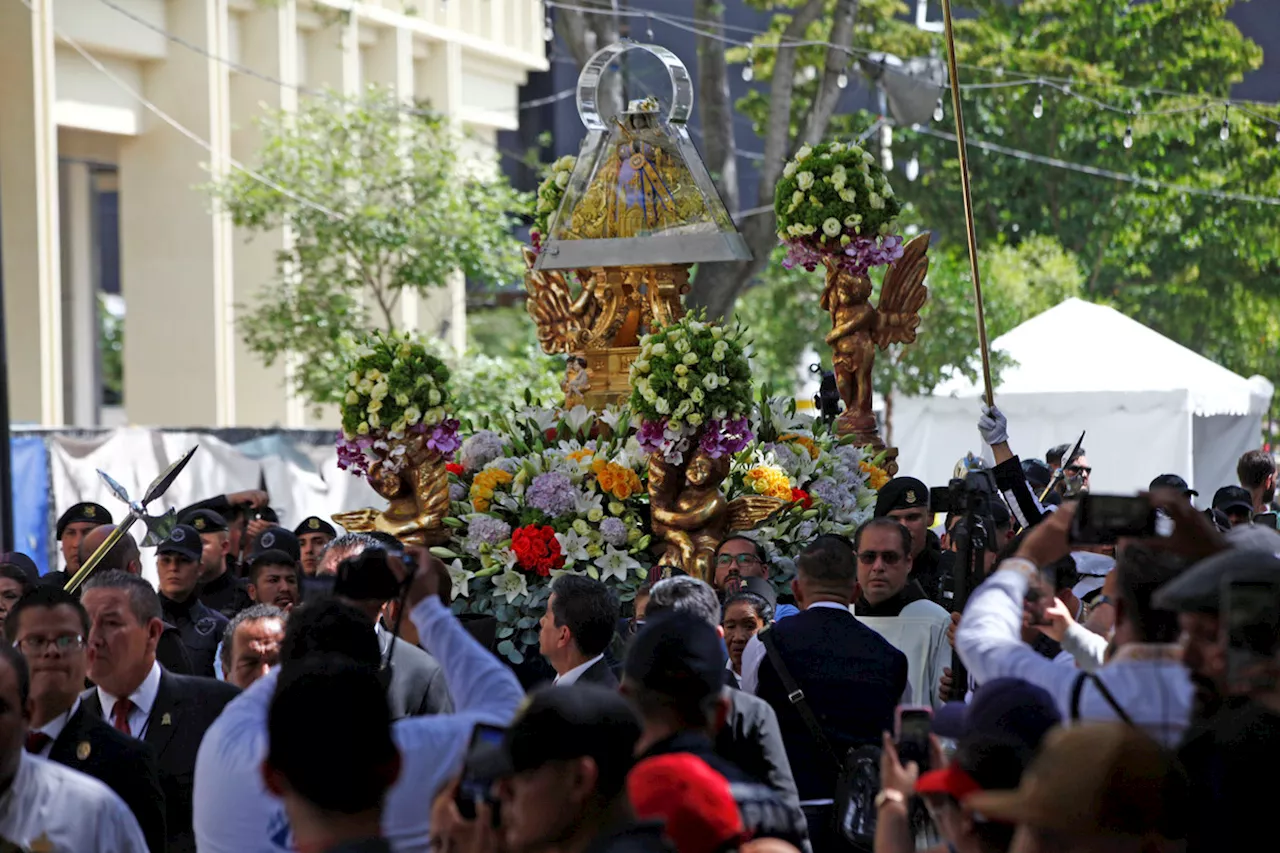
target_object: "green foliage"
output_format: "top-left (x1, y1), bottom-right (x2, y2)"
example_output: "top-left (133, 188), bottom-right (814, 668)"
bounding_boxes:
top-left (629, 314), bottom-right (754, 431)
top-left (99, 297), bottom-right (123, 406)
top-left (774, 140), bottom-right (902, 243)
top-left (208, 86), bottom-right (529, 407)
top-left (429, 341), bottom-right (564, 425)
top-left (337, 330), bottom-right (452, 439)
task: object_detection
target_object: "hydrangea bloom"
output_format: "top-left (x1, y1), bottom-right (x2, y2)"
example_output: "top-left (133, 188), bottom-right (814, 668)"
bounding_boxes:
top-left (525, 471), bottom-right (577, 518)
top-left (464, 516), bottom-right (512, 555)
top-left (460, 430), bottom-right (507, 471)
top-left (599, 517), bottom-right (629, 547)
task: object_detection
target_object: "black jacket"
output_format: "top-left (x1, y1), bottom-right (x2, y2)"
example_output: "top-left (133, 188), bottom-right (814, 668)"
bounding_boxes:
top-left (640, 731), bottom-right (809, 849)
top-left (157, 622), bottom-right (195, 675)
top-left (380, 630), bottom-right (453, 718)
top-left (576, 657), bottom-right (621, 689)
top-left (160, 594), bottom-right (229, 678)
top-left (48, 702), bottom-right (168, 853)
top-left (716, 688), bottom-right (802, 817)
top-left (81, 667), bottom-right (240, 853)
top-left (755, 607), bottom-right (907, 801)
top-left (198, 570), bottom-right (254, 619)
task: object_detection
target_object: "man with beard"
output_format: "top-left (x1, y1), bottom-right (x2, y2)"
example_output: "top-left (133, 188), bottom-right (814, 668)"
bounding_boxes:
top-left (247, 551), bottom-right (301, 613)
top-left (1237, 449), bottom-right (1277, 515)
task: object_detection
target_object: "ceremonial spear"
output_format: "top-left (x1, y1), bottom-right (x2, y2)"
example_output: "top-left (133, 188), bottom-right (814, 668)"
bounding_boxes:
top-left (63, 447), bottom-right (199, 594)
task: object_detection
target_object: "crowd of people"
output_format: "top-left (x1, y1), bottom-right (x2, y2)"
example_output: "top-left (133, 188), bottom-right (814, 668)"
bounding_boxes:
top-left (1, 404), bottom-right (1279, 853)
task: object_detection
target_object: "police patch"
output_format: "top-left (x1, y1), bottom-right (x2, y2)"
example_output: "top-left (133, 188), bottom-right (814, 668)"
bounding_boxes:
top-left (195, 617), bottom-right (218, 636)
top-left (193, 517), bottom-right (206, 531)
top-left (308, 518), bottom-right (320, 530)
top-left (171, 527), bottom-right (186, 542)
top-left (262, 532), bottom-right (276, 549)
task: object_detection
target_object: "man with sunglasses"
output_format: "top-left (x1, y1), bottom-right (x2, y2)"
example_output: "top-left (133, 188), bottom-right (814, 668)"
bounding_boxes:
top-left (711, 536), bottom-right (799, 620)
top-left (6, 585), bottom-right (167, 852)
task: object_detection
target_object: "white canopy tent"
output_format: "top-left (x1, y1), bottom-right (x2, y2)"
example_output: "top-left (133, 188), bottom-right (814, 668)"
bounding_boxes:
top-left (893, 298), bottom-right (1275, 497)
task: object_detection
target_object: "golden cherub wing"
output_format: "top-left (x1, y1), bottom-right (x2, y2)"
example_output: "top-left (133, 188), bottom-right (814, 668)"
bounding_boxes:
top-left (331, 508), bottom-right (378, 534)
top-left (726, 495), bottom-right (790, 533)
top-left (873, 232), bottom-right (931, 348)
top-left (523, 246), bottom-right (585, 354)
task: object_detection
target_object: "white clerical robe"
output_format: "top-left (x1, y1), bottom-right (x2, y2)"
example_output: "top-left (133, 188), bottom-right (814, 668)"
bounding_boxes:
top-left (856, 598), bottom-right (953, 709)
top-left (0, 752), bottom-right (147, 852)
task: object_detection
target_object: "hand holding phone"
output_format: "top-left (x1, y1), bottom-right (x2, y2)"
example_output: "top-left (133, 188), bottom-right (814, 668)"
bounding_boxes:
top-left (1069, 494), bottom-right (1157, 545)
top-left (894, 705), bottom-right (933, 772)
top-left (456, 724), bottom-right (506, 823)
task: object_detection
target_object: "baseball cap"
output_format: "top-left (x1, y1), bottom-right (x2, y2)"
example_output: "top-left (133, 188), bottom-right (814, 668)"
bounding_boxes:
top-left (930, 678), bottom-right (1061, 743)
top-left (486, 685), bottom-right (641, 794)
top-left (965, 724), bottom-right (1189, 839)
top-left (56, 503), bottom-right (112, 539)
top-left (250, 549), bottom-right (299, 573)
top-left (875, 477), bottom-right (929, 517)
top-left (1153, 549), bottom-right (1280, 614)
top-left (251, 527), bottom-right (301, 563)
top-left (1224, 523), bottom-right (1280, 555)
top-left (628, 754), bottom-right (744, 853)
top-left (1150, 474), bottom-right (1197, 496)
top-left (1212, 485), bottom-right (1253, 516)
top-left (624, 611), bottom-right (727, 702)
top-left (156, 525), bottom-right (202, 563)
top-left (1021, 459), bottom-right (1052, 492)
top-left (915, 736), bottom-right (1041, 804)
top-left (0, 552), bottom-right (40, 586)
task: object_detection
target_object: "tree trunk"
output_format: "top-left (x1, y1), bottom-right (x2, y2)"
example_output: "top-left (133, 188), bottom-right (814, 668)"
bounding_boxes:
top-left (555, 8), bottom-right (623, 123)
top-left (694, 0), bottom-right (738, 215)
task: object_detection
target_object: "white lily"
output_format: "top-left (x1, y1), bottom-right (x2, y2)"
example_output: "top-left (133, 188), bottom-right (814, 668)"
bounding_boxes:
top-left (447, 559), bottom-right (476, 600)
top-left (594, 545), bottom-right (641, 583)
top-left (555, 529), bottom-right (593, 566)
top-left (493, 570), bottom-right (529, 604)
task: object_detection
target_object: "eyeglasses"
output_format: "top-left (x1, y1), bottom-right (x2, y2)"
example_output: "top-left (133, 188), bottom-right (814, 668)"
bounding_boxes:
top-left (716, 553), bottom-right (762, 567)
top-left (15, 635), bottom-right (85, 655)
top-left (1065, 465), bottom-right (1093, 476)
top-left (857, 550), bottom-right (904, 565)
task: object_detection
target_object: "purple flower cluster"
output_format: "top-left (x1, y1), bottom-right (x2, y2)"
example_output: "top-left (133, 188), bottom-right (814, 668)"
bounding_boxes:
top-left (526, 471), bottom-right (577, 518)
top-left (465, 515), bottom-right (513, 554)
top-left (699, 417), bottom-right (753, 459)
top-left (781, 234), bottom-right (905, 277)
top-left (336, 433), bottom-right (373, 477)
top-left (425, 419), bottom-right (462, 456)
top-left (460, 430), bottom-right (507, 471)
top-left (636, 419), bottom-right (694, 465)
top-left (599, 517), bottom-right (629, 547)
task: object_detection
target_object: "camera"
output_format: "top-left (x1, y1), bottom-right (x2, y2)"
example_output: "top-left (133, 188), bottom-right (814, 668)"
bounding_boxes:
top-left (930, 470), bottom-right (1001, 554)
top-left (333, 547), bottom-right (415, 602)
top-left (1069, 494), bottom-right (1157, 545)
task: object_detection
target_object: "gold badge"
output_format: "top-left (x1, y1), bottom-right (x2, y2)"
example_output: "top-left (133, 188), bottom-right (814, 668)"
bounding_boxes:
top-left (84, 505), bottom-right (96, 518)
top-left (161, 713), bottom-right (172, 727)
top-left (309, 518), bottom-right (320, 529)
top-left (905, 490), bottom-right (917, 504)
top-left (194, 518), bottom-right (206, 530)
top-left (77, 741), bottom-right (92, 761)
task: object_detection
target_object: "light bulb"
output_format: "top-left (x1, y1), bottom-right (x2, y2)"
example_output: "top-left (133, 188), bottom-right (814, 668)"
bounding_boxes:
top-left (905, 156), bottom-right (920, 182)
top-left (645, 16), bottom-right (654, 40)
top-left (1132, 98), bottom-right (1141, 114)
top-left (933, 98), bottom-right (944, 122)
top-left (543, 19), bottom-right (553, 41)
top-left (742, 65), bottom-right (753, 82)
top-left (804, 65), bottom-right (817, 82)
top-left (837, 72), bottom-right (848, 89)
top-left (1220, 119), bottom-right (1230, 141)
top-left (1123, 126), bottom-right (1133, 149)
top-left (1032, 94), bottom-right (1044, 119)
top-left (1275, 128), bottom-right (1280, 143)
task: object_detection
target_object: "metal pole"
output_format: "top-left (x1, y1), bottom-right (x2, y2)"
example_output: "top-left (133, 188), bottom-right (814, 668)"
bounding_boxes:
top-left (0, 270), bottom-right (14, 552)
top-left (939, 0), bottom-right (994, 407)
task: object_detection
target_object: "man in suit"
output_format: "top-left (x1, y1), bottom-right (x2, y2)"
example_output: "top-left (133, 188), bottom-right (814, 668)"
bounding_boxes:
top-left (80, 569), bottom-right (240, 853)
top-left (741, 534), bottom-right (908, 849)
top-left (330, 539), bottom-right (453, 718)
top-left (539, 574), bottom-right (621, 687)
top-left (6, 585), bottom-right (167, 853)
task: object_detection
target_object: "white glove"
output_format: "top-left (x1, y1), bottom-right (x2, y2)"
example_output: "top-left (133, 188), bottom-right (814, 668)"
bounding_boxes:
top-left (978, 404), bottom-right (1009, 446)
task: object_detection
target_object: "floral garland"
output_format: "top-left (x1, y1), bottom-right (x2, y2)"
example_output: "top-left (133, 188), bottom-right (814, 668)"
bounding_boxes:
top-left (336, 330), bottom-right (461, 478)
top-left (628, 314), bottom-right (754, 465)
top-left (530, 155), bottom-right (576, 252)
top-left (773, 140), bottom-right (904, 276)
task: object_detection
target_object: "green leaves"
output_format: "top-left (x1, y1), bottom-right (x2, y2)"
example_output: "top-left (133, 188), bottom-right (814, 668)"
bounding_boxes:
top-left (208, 85), bottom-right (530, 409)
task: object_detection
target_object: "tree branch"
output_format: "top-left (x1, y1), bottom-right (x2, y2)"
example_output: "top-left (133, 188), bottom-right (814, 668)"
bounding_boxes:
top-left (758, 0), bottom-right (827, 194)
top-left (799, 0), bottom-right (859, 147)
top-left (694, 0), bottom-right (739, 214)
top-left (555, 8), bottom-right (623, 124)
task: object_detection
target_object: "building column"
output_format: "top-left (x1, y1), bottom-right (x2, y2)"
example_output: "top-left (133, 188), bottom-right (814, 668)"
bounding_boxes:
top-left (0, 0), bottom-right (63, 425)
top-left (230, 0), bottom-right (303, 427)
top-left (60, 159), bottom-right (99, 426)
top-left (119, 0), bottom-right (234, 426)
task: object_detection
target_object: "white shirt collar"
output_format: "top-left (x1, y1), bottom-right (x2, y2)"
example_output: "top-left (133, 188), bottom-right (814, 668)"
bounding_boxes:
top-left (806, 601), bottom-right (849, 611)
top-left (97, 660), bottom-right (162, 721)
top-left (35, 696), bottom-right (82, 746)
top-left (554, 654), bottom-right (604, 687)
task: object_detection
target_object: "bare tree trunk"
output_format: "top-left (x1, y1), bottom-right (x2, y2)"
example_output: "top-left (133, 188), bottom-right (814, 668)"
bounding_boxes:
top-left (555, 8), bottom-right (623, 124)
top-left (694, 0), bottom-right (738, 215)
top-left (688, 0), bottom-right (861, 319)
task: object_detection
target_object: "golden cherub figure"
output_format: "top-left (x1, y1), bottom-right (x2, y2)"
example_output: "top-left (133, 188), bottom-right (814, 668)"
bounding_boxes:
top-left (821, 232), bottom-right (931, 451)
top-left (332, 434), bottom-right (451, 546)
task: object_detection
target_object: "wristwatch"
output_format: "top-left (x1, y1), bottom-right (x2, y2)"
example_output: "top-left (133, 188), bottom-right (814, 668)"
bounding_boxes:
top-left (875, 789), bottom-right (907, 810)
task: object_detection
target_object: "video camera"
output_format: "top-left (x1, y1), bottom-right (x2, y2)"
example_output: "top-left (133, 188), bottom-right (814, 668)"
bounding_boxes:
top-left (333, 546), bottom-right (418, 603)
top-left (930, 469), bottom-right (1001, 555)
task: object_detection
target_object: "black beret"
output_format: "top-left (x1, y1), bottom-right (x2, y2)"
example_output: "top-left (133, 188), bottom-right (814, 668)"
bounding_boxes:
top-left (294, 516), bottom-right (337, 538)
top-left (875, 477), bottom-right (929, 517)
top-left (56, 503), bottom-right (112, 539)
top-left (183, 509), bottom-right (228, 533)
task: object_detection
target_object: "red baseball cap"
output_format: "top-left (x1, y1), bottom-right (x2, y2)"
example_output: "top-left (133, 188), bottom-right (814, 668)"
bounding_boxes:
top-left (628, 753), bottom-right (744, 853)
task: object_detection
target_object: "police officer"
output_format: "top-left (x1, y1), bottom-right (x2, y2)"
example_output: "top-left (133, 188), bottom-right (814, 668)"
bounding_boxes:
top-left (55, 502), bottom-right (113, 577)
top-left (293, 516), bottom-right (337, 577)
top-left (156, 524), bottom-right (229, 678)
top-left (874, 476), bottom-right (945, 603)
top-left (187, 510), bottom-right (253, 619)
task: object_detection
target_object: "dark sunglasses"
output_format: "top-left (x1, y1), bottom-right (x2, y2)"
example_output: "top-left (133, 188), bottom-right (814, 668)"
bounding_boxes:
top-left (857, 550), bottom-right (904, 566)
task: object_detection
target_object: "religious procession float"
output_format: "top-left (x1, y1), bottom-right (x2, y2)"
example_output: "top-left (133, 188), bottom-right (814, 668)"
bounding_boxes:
top-left (332, 42), bottom-right (937, 665)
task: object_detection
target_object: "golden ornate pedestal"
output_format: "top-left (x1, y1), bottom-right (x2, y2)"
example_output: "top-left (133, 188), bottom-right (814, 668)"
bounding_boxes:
top-left (332, 441), bottom-right (451, 546)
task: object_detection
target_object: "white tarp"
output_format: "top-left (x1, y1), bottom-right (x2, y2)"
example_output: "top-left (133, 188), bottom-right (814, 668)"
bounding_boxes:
top-left (893, 299), bottom-right (1273, 497)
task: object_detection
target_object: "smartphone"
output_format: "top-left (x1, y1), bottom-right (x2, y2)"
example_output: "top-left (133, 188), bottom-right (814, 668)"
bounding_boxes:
top-left (456, 723), bottom-right (507, 821)
top-left (1223, 578), bottom-right (1280, 692)
top-left (1254, 512), bottom-right (1278, 530)
top-left (1070, 494), bottom-right (1157, 545)
top-left (895, 705), bottom-right (933, 772)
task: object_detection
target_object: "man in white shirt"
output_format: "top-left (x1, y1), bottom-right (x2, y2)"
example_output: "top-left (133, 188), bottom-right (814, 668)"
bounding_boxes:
top-left (539, 575), bottom-right (620, 687)
top-left (0, 643), bottom-right (149, 852)
top-left (956, 503), bottom-right (1194, 746)
top-left (193, 552), bottom-right (525, 853)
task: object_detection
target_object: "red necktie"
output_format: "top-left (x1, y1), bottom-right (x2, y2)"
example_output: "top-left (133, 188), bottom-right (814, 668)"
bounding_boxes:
top-left (25, 731), bottom-right (52, 754)
top-left (111, 698), bottom-right (135, 735)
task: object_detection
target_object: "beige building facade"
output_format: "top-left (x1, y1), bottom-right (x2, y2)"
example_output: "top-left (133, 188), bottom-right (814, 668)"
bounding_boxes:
top-left (1, 0), bottom-right (547, 428)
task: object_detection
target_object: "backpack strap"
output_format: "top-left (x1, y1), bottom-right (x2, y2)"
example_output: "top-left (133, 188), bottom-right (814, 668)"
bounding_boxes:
top-left (760, 629), bottom-right (842, 770)
top-left (1070, 671), bottom-right (1135, 726)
